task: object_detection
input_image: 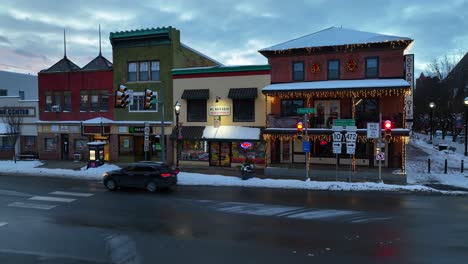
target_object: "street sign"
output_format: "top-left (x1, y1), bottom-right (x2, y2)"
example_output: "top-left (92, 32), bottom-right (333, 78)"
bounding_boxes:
top-left (376, 152), bottom-right (385, 161)
top-left (303, 141), bottom-right (310, 152)
top-left (332, 126), bottom-right (345, 132)
top-left (346, 126), bottom-right (357, 132)
top-left (144, 142), bottom-right (149, 152)
top-left (345, 132), bottom-right (357, 142)
top-left (144, 135), bottom-right (149, 141)
top-left (333, 119), bottom-right (355, 126)
top-left (332, 132), bottom-right (343, 141)
top-left (346, 142), bottom-right (356, 154)
top-left (297, 108), bottom-right (316, 114)
top-left (367, 122), bottom-right (380, 138)
top-left (332, 142), bottom-right (342, 154)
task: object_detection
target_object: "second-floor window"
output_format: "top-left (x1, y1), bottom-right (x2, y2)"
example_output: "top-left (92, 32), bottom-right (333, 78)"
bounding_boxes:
top-left (328, 60), bottom-right (340, 80)
top-left (280, 99), bottom-right (304, 117)
top-left (80, 92), bottom-right (89, 112)
top-left (187, 99), bottom-right (207, 122)
top-left (0, 89), bottom-right (6, 96)
top-left (366, 57), bottom-right (379, 78)
top-left (127, 61), bottom-right (160, 82)
top-left (90, 94), bottom-right (99, 112)
top-left (233, 99), bottom-right (255, 122)
top-left (45, 94), bottom-right (53, 112)
top-left (19, 91), bottom-right (25, 100)
top-left (129, 92), bottom-right (157, 112)
top-left (292, 62), bottom-right (304, 81)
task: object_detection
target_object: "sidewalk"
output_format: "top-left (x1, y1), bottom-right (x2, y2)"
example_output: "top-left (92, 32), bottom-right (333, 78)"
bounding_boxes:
top-left (36, 160), bottom-right (404, 184)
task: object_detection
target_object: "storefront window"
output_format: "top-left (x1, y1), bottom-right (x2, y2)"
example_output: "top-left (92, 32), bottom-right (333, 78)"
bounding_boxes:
top-left (0, 137), bottom-right (13, 149)
top-left (232, 141), bottom-right (265, 164)
top-left (74, 139), bottom-right (87, 153)
top-left (180, 141), bottom-right (208, 161)
top-left (22, 136), bottom-right (36, 153)
top-left (44, 138), bottom-right (56, 151)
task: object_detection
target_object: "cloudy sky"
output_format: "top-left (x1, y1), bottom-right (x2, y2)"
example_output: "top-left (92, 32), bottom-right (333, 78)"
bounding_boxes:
top-left (0, 0), bottom-right (466, 76)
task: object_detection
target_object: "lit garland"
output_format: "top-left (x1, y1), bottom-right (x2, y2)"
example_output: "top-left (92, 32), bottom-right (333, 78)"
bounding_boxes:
top-left (264, 88), bottom-right (410, 100)
top-left (270, 40), bottom-right (412, 55)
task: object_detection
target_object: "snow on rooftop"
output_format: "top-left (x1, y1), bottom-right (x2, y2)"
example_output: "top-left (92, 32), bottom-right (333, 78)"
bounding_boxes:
top-left (263, 79), bottom-right (410, 92)
top-left (261, 27), bottom-right (412, 51)
top-left (203, 126), bottom-right (260, 140)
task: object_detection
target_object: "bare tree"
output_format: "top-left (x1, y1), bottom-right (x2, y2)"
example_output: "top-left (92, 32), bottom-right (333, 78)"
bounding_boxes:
top-left (1, 106), bottom-right (24, 163)
top-left (425, 51), bottom-right (464, 79)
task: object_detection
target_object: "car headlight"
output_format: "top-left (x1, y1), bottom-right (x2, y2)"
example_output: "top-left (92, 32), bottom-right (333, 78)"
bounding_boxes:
top-left (103, 173), bottom-right (109, 177)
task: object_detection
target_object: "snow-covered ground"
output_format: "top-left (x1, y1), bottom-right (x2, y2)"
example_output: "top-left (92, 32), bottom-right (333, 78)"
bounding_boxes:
top-left (0, 141), bottom-right (468, 194)
top-left (408, 133), bottom-right (468, 189)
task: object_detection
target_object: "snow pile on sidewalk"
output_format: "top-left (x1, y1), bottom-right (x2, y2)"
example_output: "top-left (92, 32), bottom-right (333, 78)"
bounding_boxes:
top-left (178, 172), bottom-right (464, 194)
top-left (407, 133), bottom-right (468, 189)
top-left (0, 160), bottom-right (119, 180)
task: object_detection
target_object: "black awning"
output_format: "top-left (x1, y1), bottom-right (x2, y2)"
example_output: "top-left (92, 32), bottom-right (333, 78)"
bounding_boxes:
top-left (181, 89), bottom-right (209, 100)
top-left (228, 88), bottom-right (258, 99)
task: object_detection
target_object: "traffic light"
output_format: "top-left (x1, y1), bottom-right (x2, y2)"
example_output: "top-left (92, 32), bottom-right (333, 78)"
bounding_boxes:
top-left (296, 121), bottom-right (304, 140)
top-left (144, 88), bottom-right (154, 110)
top-left (115, 84), bottom-right (129, 108)
top-left (384, 120), bottom-right (392, 141)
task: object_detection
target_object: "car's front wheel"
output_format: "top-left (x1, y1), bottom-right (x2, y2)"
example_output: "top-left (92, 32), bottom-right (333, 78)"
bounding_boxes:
top-left (104, 178), bottom-right (117, 191)
top-left (146, 181), bottom-right (157, 193)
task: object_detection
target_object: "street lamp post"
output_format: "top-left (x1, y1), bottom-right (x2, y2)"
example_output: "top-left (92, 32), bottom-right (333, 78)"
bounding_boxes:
top-left (174, 101), bottom-right (181, 167)
top-left (464, 97), bottom-right (468, 156)
top-left (429, 102), bottom-right (435, 143)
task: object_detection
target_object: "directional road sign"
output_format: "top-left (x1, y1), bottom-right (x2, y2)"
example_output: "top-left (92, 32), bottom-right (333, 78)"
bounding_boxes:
top-left (346, 142), bottom-right (356, 154)
top-left (332, 142), bottom-right (342, 154)
top-left (332, 132), bottom-right (343, 142)
top-left (345, 132), bottom-right (357, 142)
top-left (297, 108), bottom-right (316, 114)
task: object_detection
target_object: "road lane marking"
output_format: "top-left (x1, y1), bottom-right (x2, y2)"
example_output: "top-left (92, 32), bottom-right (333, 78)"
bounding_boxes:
top-left (0, 189), bottom-right (33, 198)
top-left (8, 202), bottom-right (56, 210)
top-left (286, 209), bottom-right (357, 219)
top-left (29, 196), bottom-right (76, 203)
top-left (0, 222), bottom-right (7, 227)
top-left (49, 191), bottom-right (94, 197)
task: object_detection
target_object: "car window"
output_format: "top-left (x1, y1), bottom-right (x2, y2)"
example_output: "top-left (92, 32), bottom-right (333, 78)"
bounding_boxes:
top-left (123, 166), bottom-right (136, 172)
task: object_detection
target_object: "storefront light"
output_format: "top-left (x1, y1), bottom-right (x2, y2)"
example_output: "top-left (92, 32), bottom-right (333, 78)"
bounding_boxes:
top-left (89, 150), bottom-right (96, 161)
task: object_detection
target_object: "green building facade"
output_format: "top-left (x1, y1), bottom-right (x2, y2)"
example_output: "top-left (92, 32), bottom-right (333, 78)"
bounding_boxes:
top-left (109, 27), bottom-right (220, 162)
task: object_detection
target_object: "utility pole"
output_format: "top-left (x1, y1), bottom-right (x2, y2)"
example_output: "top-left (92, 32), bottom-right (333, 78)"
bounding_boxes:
top-left (160, 86), bottom-right (166, 162)
top-left (305, 113), bottom-right (310, 180)
top-left (378, 112), bottom-right (382, 183)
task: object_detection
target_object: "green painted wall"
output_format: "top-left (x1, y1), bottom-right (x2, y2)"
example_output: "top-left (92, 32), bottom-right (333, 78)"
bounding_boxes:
top-left (111, 27), bottom-right (219, 122)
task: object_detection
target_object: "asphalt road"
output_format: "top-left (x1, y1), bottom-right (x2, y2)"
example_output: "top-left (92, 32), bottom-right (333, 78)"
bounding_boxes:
top-left (0, 174), bottom-right (468, 264)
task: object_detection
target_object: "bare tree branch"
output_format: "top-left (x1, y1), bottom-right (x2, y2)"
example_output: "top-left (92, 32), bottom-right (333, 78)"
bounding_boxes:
top-left (1, 106), bottom-right (24, 162)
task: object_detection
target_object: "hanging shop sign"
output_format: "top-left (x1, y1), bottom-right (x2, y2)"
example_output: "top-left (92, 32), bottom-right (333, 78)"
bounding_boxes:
top-left (129, 126), bottom-right (154, 134)
top-left (209, 105), bottom-right (231, 116)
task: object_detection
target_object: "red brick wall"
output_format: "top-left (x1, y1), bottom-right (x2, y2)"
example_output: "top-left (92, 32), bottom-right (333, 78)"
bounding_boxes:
top-left (269, 48), bottom-right (406, 83)
top-left (38, 70), bottom-right (114, 121)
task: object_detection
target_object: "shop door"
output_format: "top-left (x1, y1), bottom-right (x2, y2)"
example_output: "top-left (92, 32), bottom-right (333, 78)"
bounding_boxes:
top-left (209, 142), bottom-right (231, 167)
top-left (61, 134), bottom-right (69, 160)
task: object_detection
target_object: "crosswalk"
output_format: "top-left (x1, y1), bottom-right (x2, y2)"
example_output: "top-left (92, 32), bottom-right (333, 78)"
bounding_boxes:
top-left (7, 191), bottom-right (94, 211)
top-left (183, 199), bottom-right (394, 224)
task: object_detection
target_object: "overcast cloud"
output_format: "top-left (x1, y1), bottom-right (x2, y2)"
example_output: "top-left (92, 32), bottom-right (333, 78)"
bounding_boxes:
top-left (0, 0), bottom-right (466, 75)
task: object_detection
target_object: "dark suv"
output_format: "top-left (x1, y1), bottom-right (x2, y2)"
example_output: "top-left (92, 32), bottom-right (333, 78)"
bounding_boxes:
top-left (103, 161), bottom-right (178, 192)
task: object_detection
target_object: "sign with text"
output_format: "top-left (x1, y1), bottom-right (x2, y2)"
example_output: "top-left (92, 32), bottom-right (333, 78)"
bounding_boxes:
top-left (346, 142), bottom-right (356, 154)
top-left (129, 126), bottom-right (153, 134)
top-left (297, 108), bottom-right (316, 114)
top-left (209, 105), bottom-right (231, 116)
top-left (367, 122), bottom-right (380, 138)
top-left (404, 54), bottom-right (414, 122)
top-left (333, 119), bottom-right (355, 126)
top-left (303, 141), bottom-right (310, 152)
top-left (332, 142), bottom-right (342, 154)
top-left (345, 132), bottom-right (357, 142)
top-left (332, 132), bottom-right (343, 142)
top-left (0, 107), bottom-right (36, 117)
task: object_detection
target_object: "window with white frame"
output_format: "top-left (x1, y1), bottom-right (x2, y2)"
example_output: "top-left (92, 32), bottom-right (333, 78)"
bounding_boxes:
top-left (127, 60), bottom-right (160, 82)
top-left (129, 92), bottom-right (158, 112)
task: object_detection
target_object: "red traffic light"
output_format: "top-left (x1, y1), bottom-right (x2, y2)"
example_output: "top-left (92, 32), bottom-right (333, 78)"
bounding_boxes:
top-left (384, 120), bottom-right (392, 130)
top-left (296, 121), bottom-right (304, 131)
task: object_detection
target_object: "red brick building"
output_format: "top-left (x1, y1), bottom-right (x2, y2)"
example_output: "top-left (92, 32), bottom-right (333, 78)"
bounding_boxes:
top-left (260, 27), bottom-right (414, 181)
top-left (37, 51), bottom-right (113, 161)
